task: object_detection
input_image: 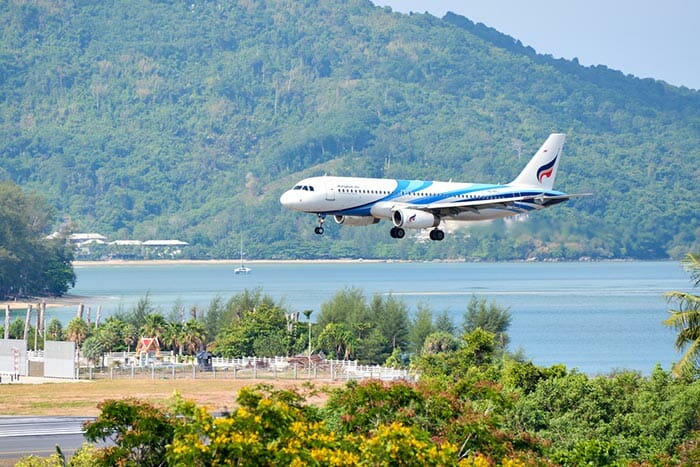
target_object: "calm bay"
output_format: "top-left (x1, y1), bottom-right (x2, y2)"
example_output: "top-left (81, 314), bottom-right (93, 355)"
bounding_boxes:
top-left (49, 260), bottom-right (692, 375)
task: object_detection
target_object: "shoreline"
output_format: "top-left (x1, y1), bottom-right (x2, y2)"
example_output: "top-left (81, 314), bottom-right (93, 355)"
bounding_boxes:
top-left (72, 258), bottom-right (396, 267)
top-left (1, 295), bottom-right (90, 311)
top-left (71, 257), bottom-right (650, 267)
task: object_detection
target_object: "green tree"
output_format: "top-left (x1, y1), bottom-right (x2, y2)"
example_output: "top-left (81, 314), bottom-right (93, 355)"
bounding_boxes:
top-left (408, 304), bottom-right (434, 354)
top-left (317, 323), bottom-right (357, 360)
top-left (463, 295), bottom-right (512, 347)
top-left (46, 317), bottom-right (63, 341)
top-left (318, 288), bottom-right (408, 364)
top-left (215, 301), bottom-right (288, 357)
top-left (81, 336), bottom-right (104, 367)
top-left (203, 295), bottom-right (225, 342)
top-left (664, 253), bottom-right (700, 378)
top-left (370, 294), bottom-right (410, 353)
top-left (94, 317), bottom-right (126, 352)
top-left (421, 331), bottom-right (459, 354)
top-left (140, 313), bottom-right (166, 345)
top-left (182, 319), bottom-right (206, 355)
top-left (65, 317), bottom-right (89, 348)
top-left (122, 293), bottom-right (156, 330)
top-left (434, 309), bottom-right (456, 334)
top-left (317, 287), bottom-right (367, 330)
top-left (84, 398), bottom-right (174, 467)
top-left (162, 321), bottom-right (184, 355)
top-left (7, 317), bottom-right (26, 340)
top-left (0, 182), bottom-right (75, 298)
top-left (121, 323), bottom-right (138, 353)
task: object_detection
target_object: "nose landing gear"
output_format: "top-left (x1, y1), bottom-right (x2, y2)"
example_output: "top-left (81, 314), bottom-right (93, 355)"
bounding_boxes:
top-left (314, 214), bottom-right (325, 235)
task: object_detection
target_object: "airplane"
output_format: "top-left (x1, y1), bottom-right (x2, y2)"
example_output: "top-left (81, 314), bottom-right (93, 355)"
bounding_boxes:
top-left (279, 133), bottom-right (589, 241)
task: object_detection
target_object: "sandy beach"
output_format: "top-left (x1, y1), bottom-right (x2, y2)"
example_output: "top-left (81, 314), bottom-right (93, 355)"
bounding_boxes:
top-left (1, 294), bottom-right (88, 311)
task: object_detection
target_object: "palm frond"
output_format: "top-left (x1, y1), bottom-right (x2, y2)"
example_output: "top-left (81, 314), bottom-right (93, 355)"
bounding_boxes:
top-left (672, 338), bottom-right (700, 378)
top-left (681, 253), bottom-right (700, 287)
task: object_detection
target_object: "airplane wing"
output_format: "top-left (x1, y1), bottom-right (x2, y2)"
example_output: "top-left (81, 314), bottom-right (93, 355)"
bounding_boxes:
top-left (419, 192), bottom-right (592, 212)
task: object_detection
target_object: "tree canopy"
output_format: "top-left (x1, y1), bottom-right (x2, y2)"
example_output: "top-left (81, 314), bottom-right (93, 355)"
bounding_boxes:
top-left (0, 181), bottom-right (75, 298)
top-left (1, 0), bottom-right (699, 261)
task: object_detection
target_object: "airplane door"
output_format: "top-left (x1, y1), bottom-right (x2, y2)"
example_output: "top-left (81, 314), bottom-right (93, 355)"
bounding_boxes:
top-left (326, 186), bottom-right (336, 201)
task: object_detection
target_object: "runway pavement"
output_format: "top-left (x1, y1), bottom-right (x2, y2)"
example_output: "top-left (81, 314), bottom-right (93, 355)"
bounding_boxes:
top-left (0, 416), bottom-right (93, 462)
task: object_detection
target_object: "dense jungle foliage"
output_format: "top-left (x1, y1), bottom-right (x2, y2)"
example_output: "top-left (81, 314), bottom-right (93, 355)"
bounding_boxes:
top-left (1, 0), bottom-right (698, 260)
top-left (0, 181), bottom-right (75, 298)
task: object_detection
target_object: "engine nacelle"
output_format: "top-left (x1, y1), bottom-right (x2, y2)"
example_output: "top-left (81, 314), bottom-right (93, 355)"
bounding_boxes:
top-left (334, 215), bottom-right (380, 226)
top-left (392, 208), bottom-right (439, 229)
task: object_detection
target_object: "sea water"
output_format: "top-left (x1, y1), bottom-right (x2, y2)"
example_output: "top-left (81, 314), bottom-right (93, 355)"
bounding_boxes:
top-left (48, 261), bottom-right (691, 375)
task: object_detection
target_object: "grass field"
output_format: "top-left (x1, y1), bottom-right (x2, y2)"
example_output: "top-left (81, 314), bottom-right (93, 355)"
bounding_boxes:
top-left (0, 378), bottom-right (343, 416)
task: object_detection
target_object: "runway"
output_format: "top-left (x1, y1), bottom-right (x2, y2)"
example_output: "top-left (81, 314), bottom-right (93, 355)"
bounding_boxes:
top-left (0, 417), bottom-right (92, 462)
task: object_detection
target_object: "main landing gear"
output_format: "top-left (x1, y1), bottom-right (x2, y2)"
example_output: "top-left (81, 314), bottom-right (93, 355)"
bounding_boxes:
top-left (314, 214), bottom-right (325, 235)
top-left (429, 229), bottom-right (445, 241)
top-left (389, 227), bottom-right (445, 241)
top-left (390, 227), bottom-right (405, 239)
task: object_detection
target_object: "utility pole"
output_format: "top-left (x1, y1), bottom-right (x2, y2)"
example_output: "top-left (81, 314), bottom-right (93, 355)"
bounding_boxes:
top-left (303, 309), bottom-right (312, 378)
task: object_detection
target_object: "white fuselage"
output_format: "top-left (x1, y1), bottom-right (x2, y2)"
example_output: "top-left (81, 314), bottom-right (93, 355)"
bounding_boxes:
top-left (280, 175), bottom-right (560, 222)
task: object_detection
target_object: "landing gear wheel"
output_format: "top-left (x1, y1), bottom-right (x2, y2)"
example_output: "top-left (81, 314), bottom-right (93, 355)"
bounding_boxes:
top-left (314, 214), bottom-right (326, 235)
top-left (429, 229), bottom-right (444, 241)
top-left (390, 227), bottom-right (405, 239)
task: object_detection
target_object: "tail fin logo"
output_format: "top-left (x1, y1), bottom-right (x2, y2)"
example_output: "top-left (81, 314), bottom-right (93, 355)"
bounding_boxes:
top-left (537, 156), bottom-right (557, 184)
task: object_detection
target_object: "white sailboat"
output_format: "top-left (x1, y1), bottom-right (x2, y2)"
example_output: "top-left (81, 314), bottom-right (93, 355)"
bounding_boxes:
top-left (234, 237), bottom-right (251, 275)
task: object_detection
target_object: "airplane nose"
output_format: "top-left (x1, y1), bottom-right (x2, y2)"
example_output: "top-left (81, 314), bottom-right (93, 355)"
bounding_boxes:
top-left (279, 190), bottom-right (298, 209)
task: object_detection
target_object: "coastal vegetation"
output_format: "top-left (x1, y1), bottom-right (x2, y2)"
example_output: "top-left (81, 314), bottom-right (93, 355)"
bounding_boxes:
top-left (664, 253), bottom-right (700, 379)
top-left (19, 335), bottom-right (700, 466)
top-left (1, 0), bottom-right (698, 261)
top-left (13, 256), bottom-right (700, 465)
top-left (0, 181), bottom-right (75, 299)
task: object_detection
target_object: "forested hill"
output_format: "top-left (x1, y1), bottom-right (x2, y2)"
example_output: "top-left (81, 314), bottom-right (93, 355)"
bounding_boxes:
top-left (1, 0), bottom-right (698, 261)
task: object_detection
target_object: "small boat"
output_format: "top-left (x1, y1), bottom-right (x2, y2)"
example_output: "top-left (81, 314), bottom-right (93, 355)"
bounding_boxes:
top-left (234, 237), bottom-right (251, 275)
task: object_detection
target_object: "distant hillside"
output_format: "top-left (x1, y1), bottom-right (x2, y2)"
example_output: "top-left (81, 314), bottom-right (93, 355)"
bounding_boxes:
top-left (1, 0), bottom-right (698, 260)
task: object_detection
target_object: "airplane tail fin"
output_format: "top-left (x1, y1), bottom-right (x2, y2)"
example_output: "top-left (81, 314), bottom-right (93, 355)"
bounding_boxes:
top-left (509, 133), bottom-right (566, 190)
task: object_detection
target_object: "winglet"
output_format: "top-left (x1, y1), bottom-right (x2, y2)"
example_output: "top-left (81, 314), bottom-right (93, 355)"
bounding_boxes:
top-left (509, 133), bottom-right (566, 190)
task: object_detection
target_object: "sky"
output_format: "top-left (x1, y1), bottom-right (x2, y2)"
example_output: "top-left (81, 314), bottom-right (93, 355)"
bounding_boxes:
top-left (372, 0), bottom-right (699, 90)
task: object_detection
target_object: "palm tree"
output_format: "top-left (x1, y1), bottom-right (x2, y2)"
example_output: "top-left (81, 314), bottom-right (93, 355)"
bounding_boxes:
top-left (182, 319), bottom-right (206, 355)
top-left (141, 313), bottom-right (167, 346)
top-left (664, 253), bottom-right (700, 378)
top-left (46, 318), bottom-right (64, 341)
top-left (122, 323), bottom-right (138, 353)
top-left (163, 321), bottom-right (185, 356)
top-left (317, 323), bottom-right (356, 360)
top-left (65, 317), bottom-right (89, 348)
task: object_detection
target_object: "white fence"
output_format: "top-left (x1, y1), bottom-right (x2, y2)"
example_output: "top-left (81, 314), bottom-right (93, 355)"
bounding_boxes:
top-left (77, 352), bottom-right (415, 383)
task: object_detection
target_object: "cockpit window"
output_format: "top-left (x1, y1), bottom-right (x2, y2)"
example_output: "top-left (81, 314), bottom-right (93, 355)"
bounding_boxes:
top-left (292, 184), bottom-right (315, 191)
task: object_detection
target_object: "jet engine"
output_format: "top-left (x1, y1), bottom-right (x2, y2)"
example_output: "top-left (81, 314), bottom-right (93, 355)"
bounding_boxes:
top-left (392, 209), bottom-right (439, 229)
top-left (334, 215), bottom-right (380, 226)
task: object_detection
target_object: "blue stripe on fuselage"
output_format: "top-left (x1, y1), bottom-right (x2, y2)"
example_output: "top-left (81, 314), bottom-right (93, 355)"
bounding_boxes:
top-left (322, 178), bottom-right (563, 216)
